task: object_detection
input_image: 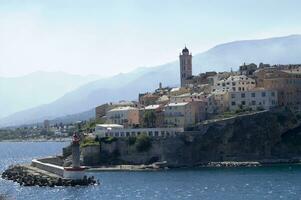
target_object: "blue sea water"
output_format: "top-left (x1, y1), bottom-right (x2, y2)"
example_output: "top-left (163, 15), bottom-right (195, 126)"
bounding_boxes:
top-left (1, 141), bottom-right (301, 200)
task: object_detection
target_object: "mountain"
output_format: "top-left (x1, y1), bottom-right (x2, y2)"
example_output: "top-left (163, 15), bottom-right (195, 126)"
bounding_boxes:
top-left (2, 34), bottom-right (301, 127)
top-left (0, 71), bottom-right (100, 118)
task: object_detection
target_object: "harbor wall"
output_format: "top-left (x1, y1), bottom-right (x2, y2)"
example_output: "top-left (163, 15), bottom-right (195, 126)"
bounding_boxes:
top-left (31, 159), bottom-right (64, 177)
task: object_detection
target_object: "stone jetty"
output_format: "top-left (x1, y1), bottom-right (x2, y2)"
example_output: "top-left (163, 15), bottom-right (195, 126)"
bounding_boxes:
top-left (1, 165), bottom-right (97, 187)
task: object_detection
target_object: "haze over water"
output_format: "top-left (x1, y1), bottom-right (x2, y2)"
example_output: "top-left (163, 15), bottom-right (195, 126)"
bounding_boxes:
top-left (0, 142), bottom-right (301, 200)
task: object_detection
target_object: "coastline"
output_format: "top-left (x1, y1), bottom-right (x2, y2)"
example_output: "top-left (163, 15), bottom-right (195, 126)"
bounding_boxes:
top-left (0, 138), bottom-right (71, 143)
top-left (86, 159), bottom-right (301, 172)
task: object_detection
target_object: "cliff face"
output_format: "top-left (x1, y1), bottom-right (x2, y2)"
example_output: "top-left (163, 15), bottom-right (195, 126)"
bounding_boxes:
top-left (82, 109), bottom-right (301, 167)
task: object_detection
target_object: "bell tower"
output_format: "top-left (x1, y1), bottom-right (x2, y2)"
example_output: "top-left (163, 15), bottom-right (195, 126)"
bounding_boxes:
top-left (179, 46), bottom-right (192, 87)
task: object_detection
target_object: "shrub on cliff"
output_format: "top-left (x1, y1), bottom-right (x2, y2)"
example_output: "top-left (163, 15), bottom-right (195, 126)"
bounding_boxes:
top-left (80, 137), bottom-right (99, 148)
top-left (135, 133), bottom-right (152, 152)
top-left (128, 136), bottom-right (136, 146)
top-left (100, 136), bottom-right (118, 144)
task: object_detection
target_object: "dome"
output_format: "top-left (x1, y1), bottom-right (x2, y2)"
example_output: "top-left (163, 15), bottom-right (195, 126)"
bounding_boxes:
top-left (182, 46), bottom-right (189, 53)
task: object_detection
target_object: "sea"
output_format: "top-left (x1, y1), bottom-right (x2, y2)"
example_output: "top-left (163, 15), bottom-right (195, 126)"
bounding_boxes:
top-left (1, 141), bottom-right (301, 200)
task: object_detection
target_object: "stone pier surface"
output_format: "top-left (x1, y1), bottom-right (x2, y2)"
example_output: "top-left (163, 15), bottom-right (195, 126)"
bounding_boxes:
top-left (1, 164), bottom-right (97, 187)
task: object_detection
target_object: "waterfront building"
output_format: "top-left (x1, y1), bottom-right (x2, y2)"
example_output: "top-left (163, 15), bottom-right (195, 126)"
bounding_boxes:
top-left (106, 106), bottom-right (140, 127)
top-left (95, 127), bottom-right (184, 138)
top-left (228, 88), bottom-right (278, 111)
top-left (95, 124), bottom-right (124, 132)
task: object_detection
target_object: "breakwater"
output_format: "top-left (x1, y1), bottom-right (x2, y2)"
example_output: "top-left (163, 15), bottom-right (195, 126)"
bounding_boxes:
top-left (1, 165), bottom-right (97, 187)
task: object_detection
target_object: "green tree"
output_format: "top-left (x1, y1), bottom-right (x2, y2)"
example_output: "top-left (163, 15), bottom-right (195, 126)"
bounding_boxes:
top-left (143, 110), bottom-right (156, 128)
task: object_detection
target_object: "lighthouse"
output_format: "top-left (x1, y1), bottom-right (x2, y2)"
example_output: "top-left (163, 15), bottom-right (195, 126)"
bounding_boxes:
top-left (63, 133), bottom-right (87, 180)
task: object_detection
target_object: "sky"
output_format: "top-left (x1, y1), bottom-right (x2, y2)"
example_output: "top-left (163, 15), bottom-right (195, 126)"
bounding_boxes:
top-left (1, 0), bottom-right (301, 77)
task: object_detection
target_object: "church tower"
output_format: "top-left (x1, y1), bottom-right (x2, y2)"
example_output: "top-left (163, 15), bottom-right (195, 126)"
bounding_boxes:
top-left (179, 46), bottom-right (192, 87)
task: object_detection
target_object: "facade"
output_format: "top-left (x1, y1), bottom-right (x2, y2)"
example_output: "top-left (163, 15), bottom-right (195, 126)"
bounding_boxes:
top-left (179, 46), bottom-right (192, 87)
top-left (213, 75), bottom-right (256, 93)
top-left (228, 89), bottom-right (278, 111)
top-left (164, 102), bottom-right (199, 128)
top-left (95, 127), bottom-right (184, 138)
top-left (255, 68), bottom-right (301, 109)
top-left (95, 124), bottom-right (124, 133)
top-left (95, 101), bottom-right (138, 121)
top-left (106, 106), bottom-right (140, 127)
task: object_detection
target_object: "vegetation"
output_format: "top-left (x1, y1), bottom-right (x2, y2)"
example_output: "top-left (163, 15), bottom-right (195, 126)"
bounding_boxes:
top-left (80, 137), bottom-right (99, 148)
top-left (128, 136), bottom-right (136, 146)
top-left (83, 118), bottom-right (105, 133)
top-left (135, 133), bottom-right (152, 152)
top-left (143, 110), bottom-right (156, 128)
top-left (100, 136), bottom-right (118, 144)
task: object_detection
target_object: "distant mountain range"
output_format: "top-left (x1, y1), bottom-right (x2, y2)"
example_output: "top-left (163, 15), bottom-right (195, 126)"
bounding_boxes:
top-left (0, 71), bottom-right (100, 119)
top-left (1, 34), bottom-right (301, 127)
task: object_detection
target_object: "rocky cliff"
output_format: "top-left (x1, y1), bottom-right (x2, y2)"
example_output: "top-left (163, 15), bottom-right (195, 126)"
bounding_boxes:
top-left (82, 108), bottom-right (301, 167)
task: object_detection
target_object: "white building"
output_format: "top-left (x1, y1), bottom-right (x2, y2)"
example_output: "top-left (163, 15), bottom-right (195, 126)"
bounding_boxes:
top-left (95, 124), bottom-right (124, 134)
top-left (95, 127), bottom-right (184, 138)
top-left (229, 88), bottom-right (278, 111)
top-left (213, 75), bottom-right (256, 93)
top-left (106, 106), bottom-right (140, 127)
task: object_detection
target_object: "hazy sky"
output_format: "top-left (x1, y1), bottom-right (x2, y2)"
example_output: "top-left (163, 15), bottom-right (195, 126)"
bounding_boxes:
top-left (1, 0), bottom-right (301, 77)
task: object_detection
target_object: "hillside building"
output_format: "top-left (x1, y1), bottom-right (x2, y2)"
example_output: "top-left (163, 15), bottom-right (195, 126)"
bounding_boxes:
top-left (229, 88), bottom-right (278, 111)
top-left (106, 106), bottom-right (140, 128)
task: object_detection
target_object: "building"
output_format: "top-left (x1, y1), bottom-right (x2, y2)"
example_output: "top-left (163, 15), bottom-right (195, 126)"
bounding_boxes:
top-left (170, 92), bottom-right (204, 103)
top-left (138, 93), bottom-right (160, 106)
top-left (164, 102), bottom-right (199, 128)
top-left (43, 120), bottom-right (50, 131)
top-left (139, 105), bottom-right (164, 128)
top-left (229, 88), bottom-right (278, 111)
top-left (213, 75), bottom-right (256, 93)
top-left (95, 101), bottom-right (138, 121)
top-left (95, 127), bottom-right (184, 138)
top-left (95, 124), bottom-right (124, 135)
top-left (106, 106), bottom-right (140, 127)
top-left (255, 68), bottom-right (301, 109)
top-left (179, 46), bottom-right (192, 87)
top-left (239, 63), bottom-right (257, 76)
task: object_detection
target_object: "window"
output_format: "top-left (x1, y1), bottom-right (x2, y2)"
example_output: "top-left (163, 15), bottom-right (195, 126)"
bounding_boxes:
top-left (241, 101), bottom-right (246, 105)
top-left (231, 94), bottom-right (236, 99)
top-left (252, 101), bottom-right (256, 105)
top-left (262, 92), bottom-right (266, 97)
top-left (251, 93), bottom-right (255, 97)
top-left (231, 101), bottom-right (236, 106)
top-left (271, 92), bottom-right (275, 97)
top-left (241, 93), bottom-right (245, 98)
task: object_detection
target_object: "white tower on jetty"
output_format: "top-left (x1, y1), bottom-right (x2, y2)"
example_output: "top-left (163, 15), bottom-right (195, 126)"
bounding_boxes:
top-left (63, 133), bottom-right (87, 180)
